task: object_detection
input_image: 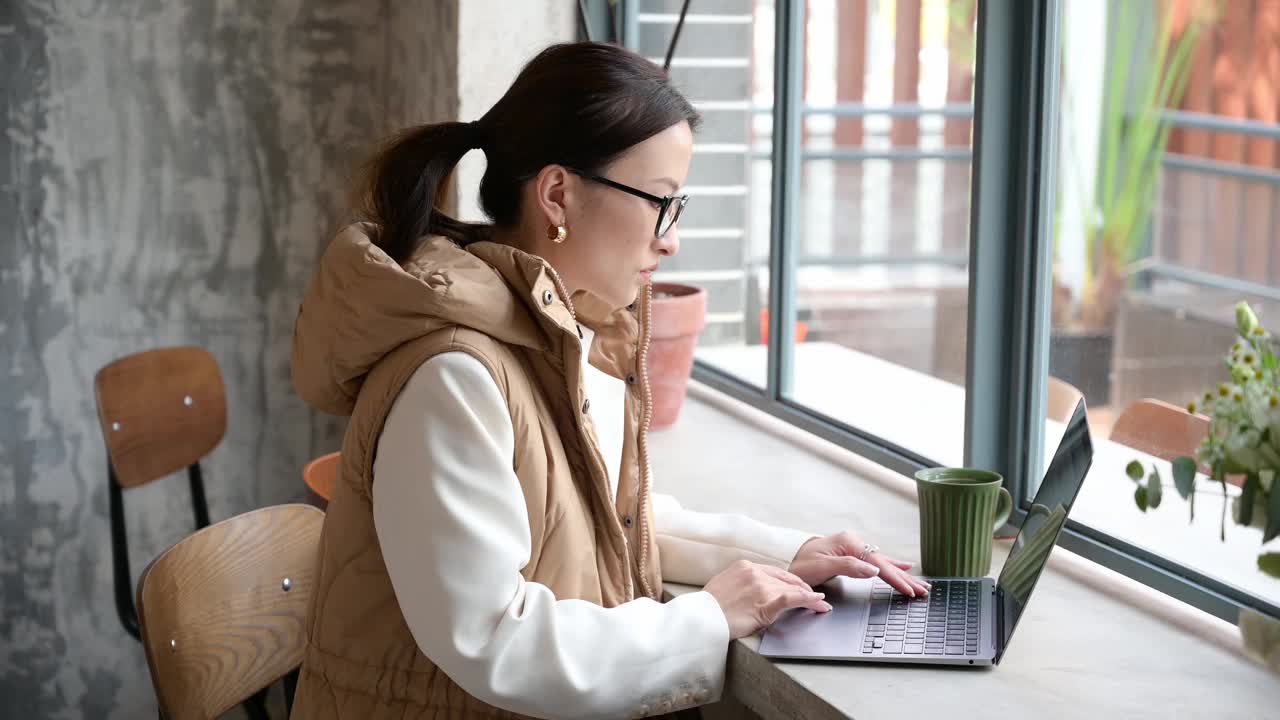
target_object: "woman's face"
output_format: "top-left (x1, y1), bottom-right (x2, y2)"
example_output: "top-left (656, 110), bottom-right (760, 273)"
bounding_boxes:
top-left (536, 121), bottom-right (694, 310)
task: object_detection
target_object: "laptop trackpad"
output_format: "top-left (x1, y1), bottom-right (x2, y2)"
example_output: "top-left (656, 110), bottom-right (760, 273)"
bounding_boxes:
top-left (759, 576), bottom-right (872, 658)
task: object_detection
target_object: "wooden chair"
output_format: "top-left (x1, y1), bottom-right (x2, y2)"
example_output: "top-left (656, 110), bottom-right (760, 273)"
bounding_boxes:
top-left (136, 504), bottom-right (324, 719)
top-left (302, 451), bottom-right (341, 506)
top-left (95, 346), bottom-right (272, 717)
top-left (1110, 397), bottom-right (1211, 464)
top-left (1046, 376), bottom-right (1084, 424)
top-left (94, 346), bottom-right (227, 641)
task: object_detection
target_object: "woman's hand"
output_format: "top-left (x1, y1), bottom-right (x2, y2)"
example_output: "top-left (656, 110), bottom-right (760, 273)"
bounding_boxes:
top-left (787, 532), bottom-right (930, 598)
top-left (703, 560), bottom-right (832, 640)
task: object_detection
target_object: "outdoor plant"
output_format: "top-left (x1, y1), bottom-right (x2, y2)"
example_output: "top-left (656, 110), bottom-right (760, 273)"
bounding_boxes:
top-left (1123, 301), bottom-right (1280, 579)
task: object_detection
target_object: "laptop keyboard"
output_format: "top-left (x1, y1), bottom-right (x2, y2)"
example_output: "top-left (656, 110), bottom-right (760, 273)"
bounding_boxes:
top-left (861, 578), bottom-right (982, 656)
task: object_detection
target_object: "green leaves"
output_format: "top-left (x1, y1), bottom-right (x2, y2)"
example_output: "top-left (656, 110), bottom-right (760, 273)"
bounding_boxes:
top-left (1238, 474), bottom-right (1258, 526)
top-left (1259, 553), bottom-right (1280, 579)
top-left (1265, 484), bottom-right (1280, 544)
top-left (1146, 466), bottom-right (1163, 509)
top-left (1263, 348), bottom-right (1278, 372)
top-left (1172, 457), bottom-right (1198, 500)
top-left (1127, 461), bottom-right (1164, 511)
top-left (1094, 0), bottom-right (1208, 268)
top-left (1126, 460), bottom-right (1145, 482)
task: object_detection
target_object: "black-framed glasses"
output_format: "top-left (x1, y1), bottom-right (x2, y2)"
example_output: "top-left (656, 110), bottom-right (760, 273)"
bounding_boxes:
top-left (569, 170), bottom-right (689, 238)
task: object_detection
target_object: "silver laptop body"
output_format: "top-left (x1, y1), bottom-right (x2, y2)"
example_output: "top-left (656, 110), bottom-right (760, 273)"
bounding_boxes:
top-left (759, 399), bottom-right (1094, 667)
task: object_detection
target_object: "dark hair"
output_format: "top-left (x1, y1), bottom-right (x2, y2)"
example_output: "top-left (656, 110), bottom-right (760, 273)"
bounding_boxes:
top-left (359, 42), bottom-right (701, 263)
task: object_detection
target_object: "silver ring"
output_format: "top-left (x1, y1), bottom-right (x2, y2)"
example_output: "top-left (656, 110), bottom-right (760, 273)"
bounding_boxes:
top-left (860, 543), bottom-right (880, 561)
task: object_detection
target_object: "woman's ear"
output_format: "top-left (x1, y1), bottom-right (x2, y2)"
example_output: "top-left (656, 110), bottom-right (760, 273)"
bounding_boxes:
top-left (533, 164), bottom-right (572, 226)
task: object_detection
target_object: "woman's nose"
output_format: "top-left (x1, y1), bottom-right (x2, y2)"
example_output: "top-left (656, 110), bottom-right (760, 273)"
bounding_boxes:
top-left (657, 228), bottom-right (679, 257)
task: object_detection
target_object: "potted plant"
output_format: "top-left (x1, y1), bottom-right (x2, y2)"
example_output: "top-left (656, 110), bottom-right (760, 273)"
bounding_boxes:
top-left (646, 282), bottom-right (707, 429)
top-left (1123, 301), bottom-right (1279, 672)
top-left (1051, 2), bottom-right (1213, 405)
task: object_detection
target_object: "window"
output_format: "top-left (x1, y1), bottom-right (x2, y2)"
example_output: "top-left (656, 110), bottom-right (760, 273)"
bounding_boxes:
top-left (636, 0), bottom-right (976, 468)
top-left (630, 0), bottom-right (776, 390)
top-left (631, 0), bottom-right (1280, 621)
top-left (781, 0), bottom-right (974, 467)
top-left (1046, 0), bottom-right (1280, 609)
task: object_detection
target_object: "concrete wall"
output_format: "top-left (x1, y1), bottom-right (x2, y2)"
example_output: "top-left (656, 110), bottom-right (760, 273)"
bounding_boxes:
top-left (0, 2), bottom-right (461, 716)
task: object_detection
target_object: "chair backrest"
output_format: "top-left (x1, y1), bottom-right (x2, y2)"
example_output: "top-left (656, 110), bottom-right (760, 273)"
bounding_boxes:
top-left (1046, 376), bottom-right (1084, 424)
top-left (136, 504), bottom-right (324, 719)
top-left (1109, 398), bottom-right (1210, 462)
top-left (303, 451), bottom-right (341, 503)
top-left (95, 346), bottom-right (227, 488)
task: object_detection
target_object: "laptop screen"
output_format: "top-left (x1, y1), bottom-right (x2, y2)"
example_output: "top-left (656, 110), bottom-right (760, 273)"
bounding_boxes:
top-left (994, 398), bottom-right (1093, 663)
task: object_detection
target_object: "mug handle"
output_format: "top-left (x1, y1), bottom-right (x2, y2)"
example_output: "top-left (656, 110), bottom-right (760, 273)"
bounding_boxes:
top-left (992, 487), bottom-right (1013, 533)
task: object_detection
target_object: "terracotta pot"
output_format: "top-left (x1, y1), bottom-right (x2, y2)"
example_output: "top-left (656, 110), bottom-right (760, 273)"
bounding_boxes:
top-left (646, 282), bottom-right (707, 430)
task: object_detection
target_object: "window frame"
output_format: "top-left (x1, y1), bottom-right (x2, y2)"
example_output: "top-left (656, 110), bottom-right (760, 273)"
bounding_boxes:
top-left (623, 0), bottom-right (1276, 623)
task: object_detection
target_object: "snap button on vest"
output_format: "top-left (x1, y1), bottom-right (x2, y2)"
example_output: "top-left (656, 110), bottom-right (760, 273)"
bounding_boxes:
top-left (582, 398), bottom-right (590, 413)
top-left (623, 515), bottom-right (634, 528)
top-left (541, 289), bottom-right (554, 305)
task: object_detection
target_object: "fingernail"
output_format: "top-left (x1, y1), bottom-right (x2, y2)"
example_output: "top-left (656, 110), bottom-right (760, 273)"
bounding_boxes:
top-left (813, 592), bottom-right (825, 599)
top-left (870, 567), bottom-right (880, 574)
top-left (907, 588), bottom-right (916, 597)
top-left (820, 601), bottom-right (833, 612)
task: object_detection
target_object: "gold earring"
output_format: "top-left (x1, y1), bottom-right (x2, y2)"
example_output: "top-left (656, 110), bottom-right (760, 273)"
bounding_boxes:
top-left (546, 224), bottom-right (567, 244)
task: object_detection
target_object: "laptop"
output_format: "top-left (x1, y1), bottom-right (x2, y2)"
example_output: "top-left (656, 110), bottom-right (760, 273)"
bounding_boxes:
top-left (759, 398), bottom-right (1094, 667)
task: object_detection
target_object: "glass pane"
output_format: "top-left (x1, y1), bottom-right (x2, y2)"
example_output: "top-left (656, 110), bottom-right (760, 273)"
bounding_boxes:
top-left (1046, 0), bottom-right (1280, 604)
top-left (636, 0), bottom-right (775, 390)
top-left (779, 0), bottom-right (976, 466)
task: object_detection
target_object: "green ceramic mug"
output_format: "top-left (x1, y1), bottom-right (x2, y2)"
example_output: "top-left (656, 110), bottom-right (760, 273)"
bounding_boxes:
top-left (914, 468), bottom-right (1013, 577)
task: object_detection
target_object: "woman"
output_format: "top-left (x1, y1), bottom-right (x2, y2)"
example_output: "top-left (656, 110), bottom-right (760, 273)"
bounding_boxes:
top-left (289, 42), bottom-right (927, 720)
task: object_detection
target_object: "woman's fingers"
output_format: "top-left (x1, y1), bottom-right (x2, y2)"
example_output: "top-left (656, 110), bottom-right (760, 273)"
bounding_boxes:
top-left (840, 556), bottom-right (882, 578)
top-left (881, 567), bottom-right (930, 597)
top-left (763, 588), bottom-right (831, 622)
top-left (758, 564), bottom-right (815, 592)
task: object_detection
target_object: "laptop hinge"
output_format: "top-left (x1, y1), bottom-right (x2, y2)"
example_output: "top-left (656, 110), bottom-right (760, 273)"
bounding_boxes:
top-left (993, 584), bottom-right (1005, 664)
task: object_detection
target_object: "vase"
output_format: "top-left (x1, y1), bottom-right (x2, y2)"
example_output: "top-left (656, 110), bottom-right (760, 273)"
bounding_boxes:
top-left (646, 282), bottom-right (707, 430)
top-left (1239, 607), bottom-right (1280, 675)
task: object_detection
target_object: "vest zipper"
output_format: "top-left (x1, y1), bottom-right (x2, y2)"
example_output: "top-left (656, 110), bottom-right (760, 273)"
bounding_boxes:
top-left (634, 281), bottom-right (657, 600)
top-left (545, 264), bottom-right (640, 601)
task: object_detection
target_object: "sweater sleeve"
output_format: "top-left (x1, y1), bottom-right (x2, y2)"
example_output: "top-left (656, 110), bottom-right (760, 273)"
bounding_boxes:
top-left (652, 493), bottom-right (819, 587)
top-left (372, 352), bottom-right (730, 720)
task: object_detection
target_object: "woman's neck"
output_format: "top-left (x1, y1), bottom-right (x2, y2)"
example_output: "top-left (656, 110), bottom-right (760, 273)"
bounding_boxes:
top-left (489, 223), bottom-right (582, 297)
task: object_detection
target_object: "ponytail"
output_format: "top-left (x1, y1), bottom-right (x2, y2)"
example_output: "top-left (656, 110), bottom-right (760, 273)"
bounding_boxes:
top-left (359, 120), bottom-right (487, 263)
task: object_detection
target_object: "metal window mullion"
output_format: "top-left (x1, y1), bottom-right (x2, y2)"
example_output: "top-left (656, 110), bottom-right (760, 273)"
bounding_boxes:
top-left (621, 0), bottom-right (639, 48)
top-left (964, 0), bottom-right (1060, 513)
top-left (766, 0), bottom-right (803, 401)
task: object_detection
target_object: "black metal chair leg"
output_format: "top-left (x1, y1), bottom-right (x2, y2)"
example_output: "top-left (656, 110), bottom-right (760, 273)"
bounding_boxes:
top-left (108, 464), bottom-right (141, 640)
top-left (284, 668), bottom-right (299, 716)
top-left (241, 686), bottom-right (270, 720)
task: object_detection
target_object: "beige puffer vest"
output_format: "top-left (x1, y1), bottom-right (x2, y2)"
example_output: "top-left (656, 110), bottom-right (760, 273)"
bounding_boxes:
top-left (288, 225), bottom-right (667, 718)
